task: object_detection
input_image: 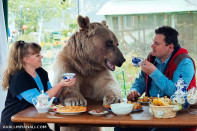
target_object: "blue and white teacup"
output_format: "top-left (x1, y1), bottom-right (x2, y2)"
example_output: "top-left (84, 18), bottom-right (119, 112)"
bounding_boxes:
top-left (63, 73), bottom-right (76, 80)
top-left (132, 57), bottom-right (144, 67)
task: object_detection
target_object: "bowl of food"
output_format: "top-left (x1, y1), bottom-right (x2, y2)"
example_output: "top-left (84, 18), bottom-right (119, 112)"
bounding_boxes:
top-left (111, 103), bottom-right (133, 116)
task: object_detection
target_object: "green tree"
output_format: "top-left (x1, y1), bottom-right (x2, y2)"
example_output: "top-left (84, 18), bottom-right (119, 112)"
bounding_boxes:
top-left (8, 0), bottom-right (76, 41)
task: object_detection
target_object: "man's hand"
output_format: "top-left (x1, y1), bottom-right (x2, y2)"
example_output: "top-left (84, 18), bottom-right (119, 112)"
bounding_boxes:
top-left (141, 60), bottom-right (156, 75)
top-left (127, 90), bottom-right (140, 101)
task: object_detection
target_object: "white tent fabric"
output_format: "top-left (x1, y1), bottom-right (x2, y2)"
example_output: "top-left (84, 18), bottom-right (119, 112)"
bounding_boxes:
top-left (97, 0), bottom-right (197, 15)
top-left (186, 0), bottom-right (197, 6)
top-left (0, 0), bottom-right (8, 120)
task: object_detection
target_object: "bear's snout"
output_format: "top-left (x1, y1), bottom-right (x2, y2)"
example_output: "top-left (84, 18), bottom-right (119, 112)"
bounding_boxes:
top-left (117, 56), bottom-right (126, 67)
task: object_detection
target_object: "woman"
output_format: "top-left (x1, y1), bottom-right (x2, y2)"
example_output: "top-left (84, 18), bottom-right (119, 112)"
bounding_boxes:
top-left (0, 40), bottom-right (75, 131)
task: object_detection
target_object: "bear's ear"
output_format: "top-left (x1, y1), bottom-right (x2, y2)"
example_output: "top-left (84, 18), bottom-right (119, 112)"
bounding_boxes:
top-left (77, 15), bottom-right (90, 29)
top-left (101, 20), bottom-right (108, 28)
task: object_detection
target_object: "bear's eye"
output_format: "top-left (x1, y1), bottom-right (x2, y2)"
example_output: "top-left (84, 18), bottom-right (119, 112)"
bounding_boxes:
top-left (106, 41), bottom-right (113, 48)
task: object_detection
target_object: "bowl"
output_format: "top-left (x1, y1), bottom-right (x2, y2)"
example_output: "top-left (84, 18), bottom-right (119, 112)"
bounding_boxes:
top-left (111, 103), bottom-right (133, 116)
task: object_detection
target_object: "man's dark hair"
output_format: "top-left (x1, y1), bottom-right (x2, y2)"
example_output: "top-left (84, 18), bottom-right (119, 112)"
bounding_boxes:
top-left (155, 26), bottom-right (179, 48)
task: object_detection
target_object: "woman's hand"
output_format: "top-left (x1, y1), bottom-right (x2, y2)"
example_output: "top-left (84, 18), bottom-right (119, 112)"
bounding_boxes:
top-left (59, 78), bottom-right (76, 87)
top-left (46, 78), bottom-right (76, 98)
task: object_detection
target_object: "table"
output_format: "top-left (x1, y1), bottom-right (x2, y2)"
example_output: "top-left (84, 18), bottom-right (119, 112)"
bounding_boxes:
top-left (11, 100), bottom-right (197, 131)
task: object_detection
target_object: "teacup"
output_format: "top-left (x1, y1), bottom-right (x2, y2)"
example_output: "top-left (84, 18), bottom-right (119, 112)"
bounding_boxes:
top-left (63, 73), bottom-right (76, 80)
top-left (132, 57), bottom-right (144, 67)
top-left (187, 88), bottom-right (197, 105)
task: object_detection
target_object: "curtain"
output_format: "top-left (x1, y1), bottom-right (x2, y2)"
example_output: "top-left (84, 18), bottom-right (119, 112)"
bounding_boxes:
top-left (0, 0), bottom-right (8, 67)
top-left (0, 0), bottom-right (8, 120)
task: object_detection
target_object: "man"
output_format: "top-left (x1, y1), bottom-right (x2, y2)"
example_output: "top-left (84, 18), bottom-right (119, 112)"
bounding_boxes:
top-left (119, 26), bottom-right (196, 131)
top-left (127, 26), bottom-right (196, 101)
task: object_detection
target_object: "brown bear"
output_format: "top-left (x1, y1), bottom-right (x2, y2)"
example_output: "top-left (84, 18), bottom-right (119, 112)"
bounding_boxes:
top-left (53, 15), bottom-right (125, 108)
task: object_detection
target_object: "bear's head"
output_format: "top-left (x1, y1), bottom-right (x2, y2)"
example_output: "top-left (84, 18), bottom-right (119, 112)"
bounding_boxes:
top-left (66, 15), bottom-right (125, 74)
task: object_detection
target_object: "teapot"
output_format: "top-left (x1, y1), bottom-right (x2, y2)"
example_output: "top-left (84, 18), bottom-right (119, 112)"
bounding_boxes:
top-left (32, 90), bottom-right (55, 113)
top-left (170, 75), bottom-right (189, 109)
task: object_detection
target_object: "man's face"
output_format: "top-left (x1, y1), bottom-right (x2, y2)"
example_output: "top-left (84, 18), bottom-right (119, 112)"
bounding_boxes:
top-left (151, 34), bottom-right (174, 62)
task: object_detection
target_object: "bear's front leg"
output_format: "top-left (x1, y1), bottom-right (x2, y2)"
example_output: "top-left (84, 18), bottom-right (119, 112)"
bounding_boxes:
top-left (102, 78), bottom-right (123, 106)
top-left (92, 71), bottom-right (123, 106)
top-left (59, 87), bottom-right (87, 106)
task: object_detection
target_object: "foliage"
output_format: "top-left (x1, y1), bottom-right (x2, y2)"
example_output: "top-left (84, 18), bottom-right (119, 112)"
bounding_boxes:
top-left (69, 23), bottom-right (78, 29)
top-left (112, 51), bottom-right (141, 97)
top-left (17, 34), bottom-right (38, 42)
top-left (8, 0), bottom-right (75, 34)
top-left (62, 23), bottom-right (78, 36)
top-left (62, 29), bottom-right (73, 36)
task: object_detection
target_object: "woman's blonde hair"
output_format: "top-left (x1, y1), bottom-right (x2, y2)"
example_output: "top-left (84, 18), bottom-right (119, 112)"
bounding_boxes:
top-left (2, 40), bottom-right (41, 90)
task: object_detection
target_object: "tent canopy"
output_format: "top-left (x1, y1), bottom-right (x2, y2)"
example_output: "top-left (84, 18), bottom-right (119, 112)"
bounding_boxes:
top-left (97, 0), bottom-right (197, 15)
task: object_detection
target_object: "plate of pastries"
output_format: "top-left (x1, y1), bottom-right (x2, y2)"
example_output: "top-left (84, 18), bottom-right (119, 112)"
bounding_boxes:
top-left (53, 105), bottom-right (87, 115)
top-left (49, 104), bottom-right (64, 111)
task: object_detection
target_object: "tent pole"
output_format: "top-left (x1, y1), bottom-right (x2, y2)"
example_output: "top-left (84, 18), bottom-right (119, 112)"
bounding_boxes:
top-left (2, 0), bottom-right (8, 38)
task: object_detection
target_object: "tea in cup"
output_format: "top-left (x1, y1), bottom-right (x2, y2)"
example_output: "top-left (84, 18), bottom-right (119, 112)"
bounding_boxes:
top-left (132, 57), bottom-right (144, 67)
top-left (63, 73), bottom-right (76, 80)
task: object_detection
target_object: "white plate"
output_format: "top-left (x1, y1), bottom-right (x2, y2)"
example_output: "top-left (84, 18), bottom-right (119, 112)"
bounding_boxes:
top-left (55, 111), bottom-right (86, 115)
top-left (50, 104), bottom-right (64, 111)
top-left (89, 110), bottom-right (108, 116)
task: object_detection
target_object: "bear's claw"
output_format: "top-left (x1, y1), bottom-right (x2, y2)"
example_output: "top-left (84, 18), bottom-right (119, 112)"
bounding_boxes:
top-left (64, 98), bottom-right (87, 106)
top-left (103, 95), bottom-right (123, 106)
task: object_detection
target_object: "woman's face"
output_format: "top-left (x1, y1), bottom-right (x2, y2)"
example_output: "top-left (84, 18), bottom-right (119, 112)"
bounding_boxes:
top-left (23, 51), bottom-right (43, 69)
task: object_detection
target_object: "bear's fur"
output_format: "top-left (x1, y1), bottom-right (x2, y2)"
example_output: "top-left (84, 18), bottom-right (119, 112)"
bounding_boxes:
top-left (53, 15), bottom-right (125, 107)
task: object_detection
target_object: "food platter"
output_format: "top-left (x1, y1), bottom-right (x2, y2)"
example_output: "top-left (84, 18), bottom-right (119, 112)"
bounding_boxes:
top-left (104, 108), bottom-right (112, 111)
top-left (49, 104), bottom-right (64, 111)
top-left (137, 96), bottom-right (157, 104)
top-left (89, 110), bottom-right (108, 116)
top-left (55, 110), bottom-right (86, 115)
top-left (132, 108), bottom-right (143, 112)
top-left (53, 105), bottom-right (87, 115)
top-left (138, 101), bottom-right (150, 105)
